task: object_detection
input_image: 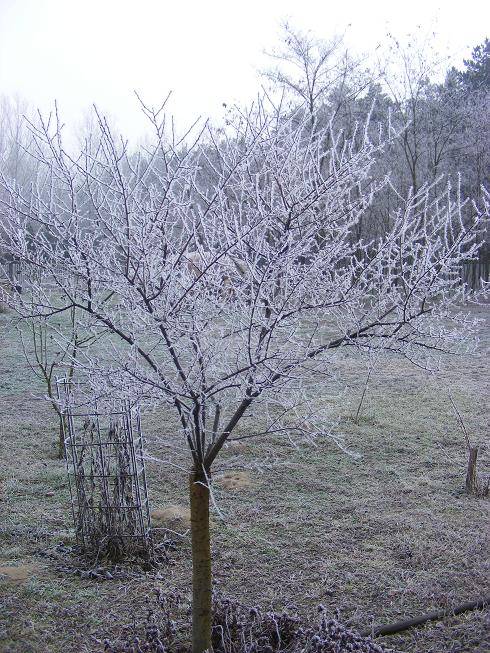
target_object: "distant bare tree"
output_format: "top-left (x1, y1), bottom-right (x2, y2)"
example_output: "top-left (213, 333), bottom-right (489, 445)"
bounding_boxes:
top-left (0, 94), bottom-right (35, 188)
top-left (0, 96), bottom-right (488, 652)
top-left (19, 307), bottom-right (95, 458)
top-left (374, 31), bottom-right (466, 197)
top-left (262, 22), bottom-right (370, 129)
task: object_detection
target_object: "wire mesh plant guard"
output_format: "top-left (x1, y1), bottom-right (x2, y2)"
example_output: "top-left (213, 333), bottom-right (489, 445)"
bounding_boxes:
top-left (56, 378), bottom-right (153, 561)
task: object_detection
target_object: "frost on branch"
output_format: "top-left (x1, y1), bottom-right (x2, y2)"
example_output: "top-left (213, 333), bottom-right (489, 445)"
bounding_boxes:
top-left (0, 98), bottom-right (488, 468)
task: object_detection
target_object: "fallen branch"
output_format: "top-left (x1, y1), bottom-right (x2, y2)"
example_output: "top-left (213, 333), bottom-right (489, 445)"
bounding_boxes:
top-left (360, 595), bottom-right (490, 638)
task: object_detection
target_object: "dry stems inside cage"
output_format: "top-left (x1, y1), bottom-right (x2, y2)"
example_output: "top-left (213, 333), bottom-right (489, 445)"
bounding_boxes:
top-left (59, 382), bottom-right (153, 562)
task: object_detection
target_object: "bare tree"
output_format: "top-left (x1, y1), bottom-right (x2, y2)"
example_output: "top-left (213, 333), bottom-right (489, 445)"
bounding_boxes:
top-left (262, 22), bottom-right (370, 130)
top-left (18, 307), bottom-right (95, 458)
top-left (0, 94), bottom-right (36, 188)
top-left (375, 31), bottom-right (459, 197)
top-left (0, 97), bottom-right (488, 652)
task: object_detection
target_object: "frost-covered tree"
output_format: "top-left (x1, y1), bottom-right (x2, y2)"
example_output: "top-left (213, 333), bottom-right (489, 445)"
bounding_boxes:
top-left (0, 97), bottom-right (488, 653)
top-left (458, 38), bottom-right (490, 91)
top-left (262, 22), bottom-right (370, 131)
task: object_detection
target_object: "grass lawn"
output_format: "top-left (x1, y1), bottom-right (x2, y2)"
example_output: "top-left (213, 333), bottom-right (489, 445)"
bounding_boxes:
top-left (0, 305), bottom-right (489, 652)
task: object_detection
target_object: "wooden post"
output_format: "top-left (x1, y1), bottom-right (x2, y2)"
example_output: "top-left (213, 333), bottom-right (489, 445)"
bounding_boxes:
top-left (465, 445), bottom-right (479, 495)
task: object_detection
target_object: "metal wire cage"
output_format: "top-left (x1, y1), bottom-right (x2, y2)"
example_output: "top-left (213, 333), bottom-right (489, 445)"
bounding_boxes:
top-left (56, 378), bottom-right (153, 560)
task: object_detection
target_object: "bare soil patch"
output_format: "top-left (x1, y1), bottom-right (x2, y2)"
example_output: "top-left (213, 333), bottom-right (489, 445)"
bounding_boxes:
top-left (215, 471), bottom-right (252, 491)
top-left (151, 505), bottom-right (192, 531)
top-left (0, 564), bottom-right (40, 584)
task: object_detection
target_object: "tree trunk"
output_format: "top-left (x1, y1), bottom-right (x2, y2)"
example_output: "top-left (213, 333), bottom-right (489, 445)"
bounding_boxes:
top-left (190, 468), bottom-right (213, 653)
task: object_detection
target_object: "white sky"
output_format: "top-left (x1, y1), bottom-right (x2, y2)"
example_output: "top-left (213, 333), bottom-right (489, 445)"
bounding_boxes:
top-left (0, 0), bottom-right (488, 143)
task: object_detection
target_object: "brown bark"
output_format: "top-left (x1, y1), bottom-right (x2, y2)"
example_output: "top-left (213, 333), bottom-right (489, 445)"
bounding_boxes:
top-left (465, 445), bottom-right (479, 494)
top-left (190, 468), bottom-right (213, 653)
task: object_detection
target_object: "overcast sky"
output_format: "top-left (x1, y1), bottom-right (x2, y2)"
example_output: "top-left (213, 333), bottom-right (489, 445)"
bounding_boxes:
top-left (0, 0), bottom-right (488, 142)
